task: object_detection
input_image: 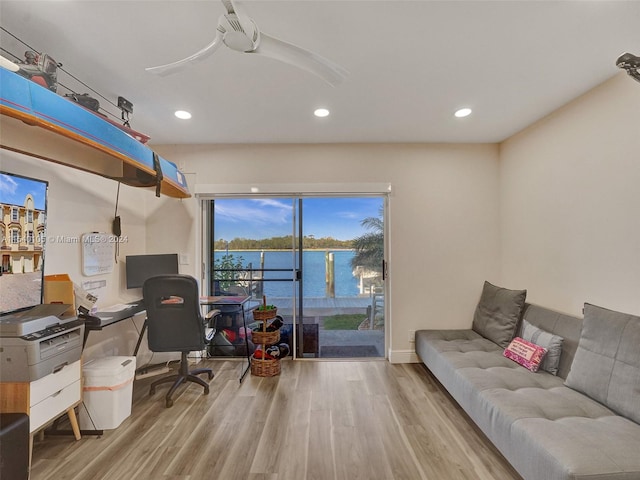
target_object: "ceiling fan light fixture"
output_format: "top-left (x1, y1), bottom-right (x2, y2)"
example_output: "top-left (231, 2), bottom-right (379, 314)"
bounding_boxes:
top-left (454, 108), bottom-right (472, 118)
top-left (314, 108), bottom-right (330, 118)
top-left (175, 110), bottom-right (192, 120)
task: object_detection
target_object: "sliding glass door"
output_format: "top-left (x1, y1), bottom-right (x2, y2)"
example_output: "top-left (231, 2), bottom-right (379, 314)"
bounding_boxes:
top-left (299, 197), bottom-right (385, 358)
top-left (204, 195), bottom-right (386, 359)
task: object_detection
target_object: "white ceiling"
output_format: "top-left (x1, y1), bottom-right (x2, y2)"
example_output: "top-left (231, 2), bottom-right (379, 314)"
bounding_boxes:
top-left (1, 1), bottom-right (639, 145)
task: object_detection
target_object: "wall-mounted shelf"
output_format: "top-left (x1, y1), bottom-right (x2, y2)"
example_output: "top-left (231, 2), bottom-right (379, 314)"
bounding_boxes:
top-left (0, 67), bottom-right (190, 199)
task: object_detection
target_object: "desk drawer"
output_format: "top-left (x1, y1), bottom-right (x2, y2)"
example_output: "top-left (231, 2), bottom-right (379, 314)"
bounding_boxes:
top-left (30, 360), bottom-right (80, 406)
top-left (29, 379), bottom-right (81, 433)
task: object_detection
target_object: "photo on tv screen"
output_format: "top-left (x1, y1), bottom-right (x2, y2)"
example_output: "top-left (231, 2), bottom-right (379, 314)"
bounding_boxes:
top-left (0, 171), bottom-right (48, 315)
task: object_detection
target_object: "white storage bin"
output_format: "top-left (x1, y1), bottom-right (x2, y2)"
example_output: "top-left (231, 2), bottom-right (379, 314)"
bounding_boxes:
top-left (78, 356), bottom-right (136, 430)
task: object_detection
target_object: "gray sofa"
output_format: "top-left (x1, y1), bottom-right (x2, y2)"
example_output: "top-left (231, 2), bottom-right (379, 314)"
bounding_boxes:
top-left (416, 294), bottom-right (640, 480)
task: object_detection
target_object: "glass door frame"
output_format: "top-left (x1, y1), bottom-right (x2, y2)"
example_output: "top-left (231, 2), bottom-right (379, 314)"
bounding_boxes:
top-left (198, 192), bottom-right (390, 360)
top-left (201, 196), bottom-right (303, 358)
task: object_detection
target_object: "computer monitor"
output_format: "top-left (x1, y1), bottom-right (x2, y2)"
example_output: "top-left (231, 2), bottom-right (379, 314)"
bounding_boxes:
top-left (125, 253), bottom-right (179, 289)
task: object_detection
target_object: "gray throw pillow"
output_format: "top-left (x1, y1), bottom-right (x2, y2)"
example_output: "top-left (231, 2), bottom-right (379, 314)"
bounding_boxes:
top-left (565, 303), bottom-right (640, 424)
top-left (471, 281), bottom-right (527, 348)
top-left (521, 319), bottom-right (564, 375)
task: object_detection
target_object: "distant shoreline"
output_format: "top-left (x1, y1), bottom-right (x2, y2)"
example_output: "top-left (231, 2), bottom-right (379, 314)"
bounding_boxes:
top-left (221, 248), bottom-right (355, 252)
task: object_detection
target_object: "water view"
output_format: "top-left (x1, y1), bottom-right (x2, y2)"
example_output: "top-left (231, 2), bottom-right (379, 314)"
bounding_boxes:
top-left (210, 197), bottom-right (385, 359)
top-left (214, 250), bottom-right (361, 298)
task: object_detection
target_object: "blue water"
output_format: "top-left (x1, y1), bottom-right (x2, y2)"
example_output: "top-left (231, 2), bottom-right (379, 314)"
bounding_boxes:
top-left (214, 250), bottom-right (360, 298)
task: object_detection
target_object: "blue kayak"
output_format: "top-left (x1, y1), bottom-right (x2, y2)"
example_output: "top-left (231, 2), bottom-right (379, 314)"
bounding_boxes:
top-left (0, 66), bottom-right (190, 198)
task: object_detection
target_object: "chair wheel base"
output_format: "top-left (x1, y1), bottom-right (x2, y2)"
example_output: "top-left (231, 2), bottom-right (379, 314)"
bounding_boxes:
top-left (147, 357), bottom-right (214, 407)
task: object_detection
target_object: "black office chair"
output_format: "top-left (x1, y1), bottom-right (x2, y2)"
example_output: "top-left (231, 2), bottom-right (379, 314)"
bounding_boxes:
top-left (143, 274), bottom-right (215, 408)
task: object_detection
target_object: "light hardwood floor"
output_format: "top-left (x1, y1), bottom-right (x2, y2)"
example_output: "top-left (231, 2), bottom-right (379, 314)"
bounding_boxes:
top-left (30, 359), bottom-right (522, 480)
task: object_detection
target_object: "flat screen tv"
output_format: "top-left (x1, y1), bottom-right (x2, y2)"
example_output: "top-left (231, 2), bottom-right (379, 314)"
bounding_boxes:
top-left (125, 253), bottom-right (179, 289)
top-left (0, 171), bottom-right (49, 315)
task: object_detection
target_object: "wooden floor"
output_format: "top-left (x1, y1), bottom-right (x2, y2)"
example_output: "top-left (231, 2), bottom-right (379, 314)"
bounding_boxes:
top-left (30, 360), bottom-right (522, 480)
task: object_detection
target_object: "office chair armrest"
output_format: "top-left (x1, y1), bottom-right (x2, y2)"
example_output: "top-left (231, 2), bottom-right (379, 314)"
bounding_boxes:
top-left (204, 309), bottom-right (221, 343)
top-left (205, 327), bottom-right (216, 342)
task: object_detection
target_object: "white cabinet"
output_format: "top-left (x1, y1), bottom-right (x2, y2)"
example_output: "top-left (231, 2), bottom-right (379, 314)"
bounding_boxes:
top-left (0, 360), bottom-right (81, 438)
top-left (29, 360), bottom-right (81, 433)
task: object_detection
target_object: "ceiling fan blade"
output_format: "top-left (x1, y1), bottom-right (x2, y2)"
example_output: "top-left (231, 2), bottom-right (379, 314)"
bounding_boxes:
top-left (253, 33), bottom-right (348, 87)
top-left (146, 30), bottom-right (223, 76)
top-left (222, 0), bottom-right (255, 35)
top-left (221, 0), bottom-right (235, 14)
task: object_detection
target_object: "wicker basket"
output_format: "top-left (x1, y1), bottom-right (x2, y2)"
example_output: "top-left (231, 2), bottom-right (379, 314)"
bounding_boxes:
top-left (252, 329), bottom-right (280, 345)
top-left (251, 356), bottom-right (281, 377)
top-left (253, 307), bottom-right (277, 321)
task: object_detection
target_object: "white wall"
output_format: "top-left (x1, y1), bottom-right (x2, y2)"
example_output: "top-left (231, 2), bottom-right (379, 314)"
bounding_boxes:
top-left (0, 150), bottom-right (154, 362)
top-left (145, 172), bottom-right (198, 271)
top-left (153, 143), bottom-right (502, 362)
top-left (500, 72), bottom-right (640, 317)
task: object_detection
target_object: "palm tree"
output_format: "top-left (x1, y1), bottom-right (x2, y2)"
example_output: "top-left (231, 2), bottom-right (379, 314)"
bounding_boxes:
top-left (351, 207), bottom-right (384, 274)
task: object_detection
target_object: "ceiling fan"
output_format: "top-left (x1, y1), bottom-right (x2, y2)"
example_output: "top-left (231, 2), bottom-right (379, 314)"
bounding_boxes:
top-left (616, 52), bottom-right (640, 84)
top-left (145, 0), bottom-right (348, 86)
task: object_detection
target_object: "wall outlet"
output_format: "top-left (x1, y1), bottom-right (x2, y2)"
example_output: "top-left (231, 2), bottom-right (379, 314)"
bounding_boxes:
top-left (179, 254), bottom-right (189, 265)
top-left (408, 329), bottom-right (416, 342)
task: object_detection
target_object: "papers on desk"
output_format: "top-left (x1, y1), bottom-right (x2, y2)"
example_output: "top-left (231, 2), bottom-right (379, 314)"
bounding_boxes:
top-left (99, 303), bottom-right (135, 313)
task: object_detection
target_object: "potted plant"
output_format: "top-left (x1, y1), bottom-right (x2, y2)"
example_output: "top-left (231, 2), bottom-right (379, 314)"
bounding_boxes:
top-left (253, 296), bottom-right (277, 321)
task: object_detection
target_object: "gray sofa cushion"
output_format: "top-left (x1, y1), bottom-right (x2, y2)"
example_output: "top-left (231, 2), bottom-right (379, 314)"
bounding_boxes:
top-left (509, 415), bottom-right (640, 480)
top-left (470, 383), bottom-right (640, 480)
top-left (472, 281), bottom-right (526, 348)
top-left (565, 303), bottom-right (640, 424)
top-left (521, 319), bottom-right (564, 375)
top-left (519, 304), bottom-right (583, 379)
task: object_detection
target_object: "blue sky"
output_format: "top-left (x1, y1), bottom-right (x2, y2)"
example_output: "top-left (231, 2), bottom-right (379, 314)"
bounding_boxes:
top-left (0, 172), bottom-right (47, 210)
top-left (213, 197), bottom-right (383, 241)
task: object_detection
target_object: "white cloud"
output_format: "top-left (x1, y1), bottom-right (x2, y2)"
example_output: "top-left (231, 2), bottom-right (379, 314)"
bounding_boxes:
top-left (335, 210), bottom-right (360, 220)
top-left (215, 199), bottom-right (291, 227)
top-left (0, 173), bottom-right (18, 197)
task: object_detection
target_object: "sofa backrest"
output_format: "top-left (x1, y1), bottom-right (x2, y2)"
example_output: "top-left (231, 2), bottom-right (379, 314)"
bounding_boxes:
top-left (518, 304), bottom-right (583, 379)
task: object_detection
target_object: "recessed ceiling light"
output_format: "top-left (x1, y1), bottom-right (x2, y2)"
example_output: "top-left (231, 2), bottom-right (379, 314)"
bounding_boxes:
top-left (314, 108), bottom-right (330, 118)
top-left (454, 108), bottom-right (472, 118)
top-left (175, 110), bottom-right (192, 120)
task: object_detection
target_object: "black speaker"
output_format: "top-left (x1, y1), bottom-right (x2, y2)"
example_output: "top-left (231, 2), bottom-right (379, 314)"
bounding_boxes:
top-left (0, 413), bottom-right (29, 480)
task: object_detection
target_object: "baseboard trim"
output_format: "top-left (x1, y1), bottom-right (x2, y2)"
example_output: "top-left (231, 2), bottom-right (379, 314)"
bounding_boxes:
top-left (135, 365), bottom-right (170, 380)
top-left (388, 349), bottom-right (420, 364)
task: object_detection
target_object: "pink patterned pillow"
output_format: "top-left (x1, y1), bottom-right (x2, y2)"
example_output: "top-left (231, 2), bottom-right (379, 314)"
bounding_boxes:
top-left (503, 337), bottom-right (548, 372)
